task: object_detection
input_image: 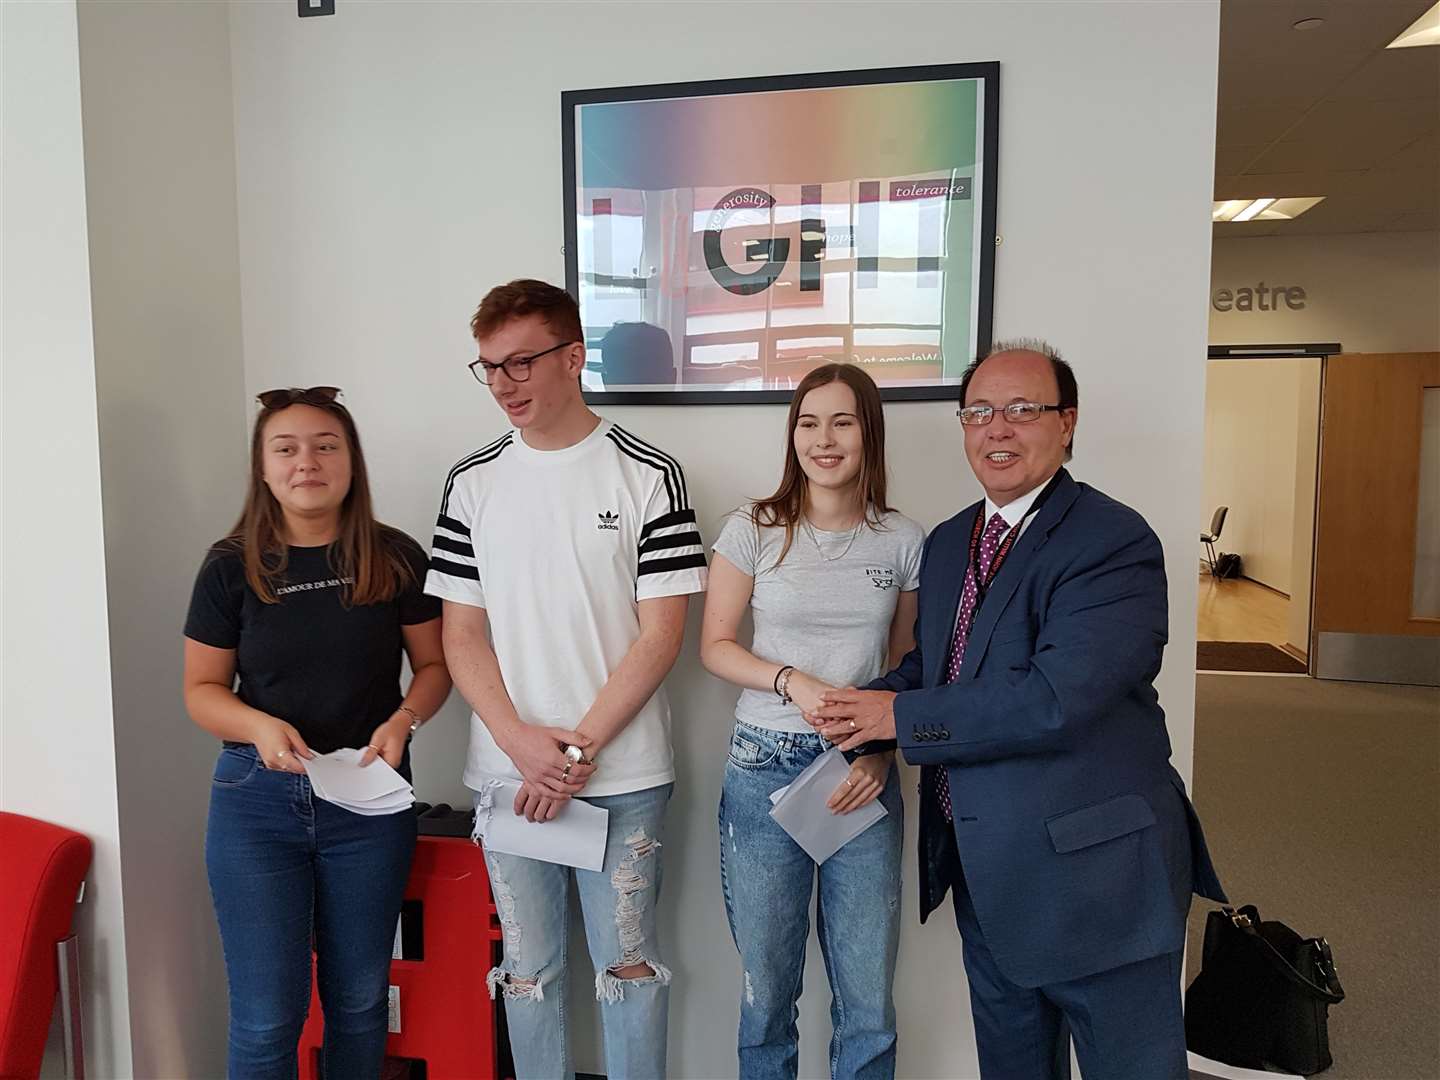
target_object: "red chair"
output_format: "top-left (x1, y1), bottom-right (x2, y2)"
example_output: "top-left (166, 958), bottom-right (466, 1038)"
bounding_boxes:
top-left (0, 812), bottom-right (93, 1080)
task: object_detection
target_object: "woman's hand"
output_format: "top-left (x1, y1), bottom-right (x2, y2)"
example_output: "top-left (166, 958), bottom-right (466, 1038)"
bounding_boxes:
top-left (252, 717), bottom-right (314, 773)
top-left (826, 751), bottom-right (891, 815)
top-left (360, 712), bottom-right (412, 768)
top-left (785, 669), bottom-right (836, 720)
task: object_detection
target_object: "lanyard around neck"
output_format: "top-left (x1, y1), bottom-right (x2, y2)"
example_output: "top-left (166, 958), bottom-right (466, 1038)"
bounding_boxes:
top-left (966, 505), bottom-right (1032, 596)
top-left (966, 473), bottom-right (1062, 600)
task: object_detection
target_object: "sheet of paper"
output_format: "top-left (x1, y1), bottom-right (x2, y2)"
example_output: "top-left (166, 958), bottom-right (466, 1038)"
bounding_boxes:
top-left (301, 748), bottom-right (414, 816)
top-left (333, 790), bottom-right (415, 816)
top-left (768, 748), bottom-right (886, 864)
top-left (301, 748), bottom-right (409, 801)
top-left (1186, 1052), bottom-right (1300, 1080)
top-left (472, 778), bottom-right (610, 872)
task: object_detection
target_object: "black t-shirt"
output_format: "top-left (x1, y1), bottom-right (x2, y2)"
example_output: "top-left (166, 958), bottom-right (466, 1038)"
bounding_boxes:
top-left (184, 530), bottom-right (441, 754)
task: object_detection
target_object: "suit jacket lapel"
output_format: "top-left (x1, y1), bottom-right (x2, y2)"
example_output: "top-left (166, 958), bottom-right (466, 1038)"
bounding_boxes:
top-left (959, 470), bottom-right (1081, 680)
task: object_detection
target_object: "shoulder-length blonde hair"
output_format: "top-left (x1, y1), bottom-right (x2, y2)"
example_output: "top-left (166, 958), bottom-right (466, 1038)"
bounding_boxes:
top-left (227, 389), bottom-right (413, 605)
top-left (749, 363), bottom-right (893, 567)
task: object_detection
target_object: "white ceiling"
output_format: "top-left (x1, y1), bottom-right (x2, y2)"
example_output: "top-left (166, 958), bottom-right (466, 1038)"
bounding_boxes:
top-left (1215, 0), bottom-right (1439, 236)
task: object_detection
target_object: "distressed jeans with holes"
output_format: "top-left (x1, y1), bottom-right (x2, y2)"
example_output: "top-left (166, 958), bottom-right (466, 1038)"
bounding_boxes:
top-left (719, 723), bottom-right (903, 1080)
top-left (479, 782), bottom-right (673, 1080)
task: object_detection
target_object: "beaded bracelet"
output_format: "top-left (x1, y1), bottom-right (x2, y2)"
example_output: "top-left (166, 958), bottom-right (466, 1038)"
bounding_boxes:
top-left (774, 665), bottom-right (796, 704)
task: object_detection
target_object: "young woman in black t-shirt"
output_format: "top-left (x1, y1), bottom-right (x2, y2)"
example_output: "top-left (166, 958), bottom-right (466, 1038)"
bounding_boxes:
top-left (183, 387), bottom-right (450, 1080)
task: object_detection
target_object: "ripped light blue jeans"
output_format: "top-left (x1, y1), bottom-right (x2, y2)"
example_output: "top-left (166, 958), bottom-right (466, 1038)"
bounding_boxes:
top-left (477, 782), bottom-right (673, 1080)
top-left (719, 722), bottom-right (903, 1080)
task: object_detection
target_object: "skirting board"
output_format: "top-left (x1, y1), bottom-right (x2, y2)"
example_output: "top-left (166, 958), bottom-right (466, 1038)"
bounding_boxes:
top-left (1314, 632), bottom-right (1440, 687)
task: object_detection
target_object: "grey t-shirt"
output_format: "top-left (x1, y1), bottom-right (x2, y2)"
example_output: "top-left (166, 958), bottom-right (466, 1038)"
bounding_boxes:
top-left (713, 507), bottom-right (926, 733)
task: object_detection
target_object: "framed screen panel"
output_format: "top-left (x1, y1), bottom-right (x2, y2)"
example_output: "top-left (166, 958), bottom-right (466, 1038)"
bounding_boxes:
top-left (562, 63), bottom-right (999, 404)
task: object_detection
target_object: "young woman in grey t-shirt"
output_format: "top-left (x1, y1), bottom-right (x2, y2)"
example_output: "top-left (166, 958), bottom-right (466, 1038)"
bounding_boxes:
top-left (702, 363), bottom-right (924, 1079)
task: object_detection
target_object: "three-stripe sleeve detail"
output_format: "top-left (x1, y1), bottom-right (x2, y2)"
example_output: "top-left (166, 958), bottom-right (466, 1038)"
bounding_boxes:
top-left (430, 435), bottom-right (512, 584)
top-left (607, 427), bottom-right (688, 515)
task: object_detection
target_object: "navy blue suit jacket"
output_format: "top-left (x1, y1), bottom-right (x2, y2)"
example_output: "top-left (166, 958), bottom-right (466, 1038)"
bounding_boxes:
top-left (873, 469), bottom-right (1225, 988)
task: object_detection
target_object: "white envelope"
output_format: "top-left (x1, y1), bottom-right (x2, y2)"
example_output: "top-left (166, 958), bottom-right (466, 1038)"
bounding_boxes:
top-left (472, 777), bottom-right (609, 872)
top-left (768, 748), bottom-right (886, 864)
top-left (331, 790), bottom-right (415, 816)
top-left (301, 748), bottom-right (414, 816)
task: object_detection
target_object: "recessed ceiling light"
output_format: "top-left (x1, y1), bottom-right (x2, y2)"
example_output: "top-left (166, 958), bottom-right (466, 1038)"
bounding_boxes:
top-left (1292, 17), bottom-right (1326, 30)
top-left (1232, 198), bottom-right (1277, 222)
top-left (1212, 196), bottom-right (1326, 223)
top-left (1388, 0), bottom-right (1440, 47)
top-left (1260, 196), bottom-right (1327, 220)
top-left (1212, 199), bottom-right (1251, 222)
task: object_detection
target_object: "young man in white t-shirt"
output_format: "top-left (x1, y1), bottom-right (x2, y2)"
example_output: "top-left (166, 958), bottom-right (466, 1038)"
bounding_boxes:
top-left (425, 279), bottom-right (706, 1080)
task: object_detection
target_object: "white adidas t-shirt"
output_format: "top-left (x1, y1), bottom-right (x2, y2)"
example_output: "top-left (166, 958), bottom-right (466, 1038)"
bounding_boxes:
top-left (424, 418), bottom-right (707, 797)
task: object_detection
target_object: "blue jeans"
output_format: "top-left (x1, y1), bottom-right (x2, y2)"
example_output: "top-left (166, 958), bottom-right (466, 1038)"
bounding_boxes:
top-left (479, 782), bottom-right (673, 1080)
top-left (205, 744), bottom-right (416, 1080)
top-left (719, 722), bottom-right (903, 1080)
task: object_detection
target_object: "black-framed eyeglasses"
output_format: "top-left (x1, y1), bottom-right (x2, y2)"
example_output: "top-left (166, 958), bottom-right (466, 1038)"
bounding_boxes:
top-left (469, 341), bottom-right (578, 385)
top-left (956, 402), bottom-right (1067, 426)
top-left (257, 386), bottom-right (342, 410)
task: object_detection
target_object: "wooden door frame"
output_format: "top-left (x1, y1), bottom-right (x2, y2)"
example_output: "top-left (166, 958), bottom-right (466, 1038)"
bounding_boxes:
top-left (1205, 343), bottom-right (1338, 674)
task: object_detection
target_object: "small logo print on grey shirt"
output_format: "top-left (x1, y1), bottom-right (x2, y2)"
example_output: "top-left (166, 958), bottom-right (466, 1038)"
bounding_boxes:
top-left (865, 567), bottom-right (896, 589)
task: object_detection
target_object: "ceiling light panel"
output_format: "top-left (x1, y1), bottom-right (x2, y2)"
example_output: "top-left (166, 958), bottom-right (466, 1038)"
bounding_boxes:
top-left (1233, 197), bottom-right (1278, 222)
top-left (1388, 1), bottom-right (1440, 48)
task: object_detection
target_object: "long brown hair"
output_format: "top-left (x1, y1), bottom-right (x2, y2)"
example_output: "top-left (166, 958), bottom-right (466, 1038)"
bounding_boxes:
top-left (227, 393), bottom-right (413, 605)
top-left (750, 363), bottom-right (893, 566)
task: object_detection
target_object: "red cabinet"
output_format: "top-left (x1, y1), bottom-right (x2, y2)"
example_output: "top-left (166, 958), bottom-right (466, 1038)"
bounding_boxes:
top-left (298, 836), bottom-right (504, 1079)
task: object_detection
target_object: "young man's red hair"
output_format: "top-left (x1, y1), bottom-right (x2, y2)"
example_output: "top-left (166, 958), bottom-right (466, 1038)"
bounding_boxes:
top-left (471, 278), bottom-right (583, 343)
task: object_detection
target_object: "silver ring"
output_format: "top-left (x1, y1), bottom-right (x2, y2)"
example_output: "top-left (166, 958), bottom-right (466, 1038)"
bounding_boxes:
top-left (277, 749), bottom-right (290, 759)
top-left (850, 720), bottom-right (857, 730)
top-left (844, 778), bottom-right (854, 787)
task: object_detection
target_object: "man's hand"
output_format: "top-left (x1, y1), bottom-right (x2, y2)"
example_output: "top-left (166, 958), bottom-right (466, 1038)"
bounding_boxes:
top-left (514, 781), bottom-right (566, 823)
top-left (809, 689), bottom-right (898, 752)
top-left (497, 722), bottom-right (595, 800)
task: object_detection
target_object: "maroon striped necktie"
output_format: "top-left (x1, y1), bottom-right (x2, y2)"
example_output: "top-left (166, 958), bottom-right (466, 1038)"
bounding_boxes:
top-left (934, 511), bottom-right (1010, 822)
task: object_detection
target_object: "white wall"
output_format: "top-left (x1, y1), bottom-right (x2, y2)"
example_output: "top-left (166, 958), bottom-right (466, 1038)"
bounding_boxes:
top-left (1209, 232), bottom-right (1440, 353)
top-left (75, 3), bottom-right (250, 1076)
top-left (1201, 358), bottom-right (1315, 594)
top-left (0, 3), bottom-right (133, 1075)
top-left (227, 2), bottom-right (1221, 1075)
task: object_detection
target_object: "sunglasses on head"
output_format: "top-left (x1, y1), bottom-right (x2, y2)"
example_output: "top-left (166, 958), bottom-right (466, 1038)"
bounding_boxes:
top-left (257, 386), bottom-right (342, 410)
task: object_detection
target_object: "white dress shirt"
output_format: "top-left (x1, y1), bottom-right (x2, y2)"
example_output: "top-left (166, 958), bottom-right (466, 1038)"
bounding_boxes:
top-left (983, 469), bottom-right (1061, 544)
top-left (948, 471), bottom-right (1063, 646)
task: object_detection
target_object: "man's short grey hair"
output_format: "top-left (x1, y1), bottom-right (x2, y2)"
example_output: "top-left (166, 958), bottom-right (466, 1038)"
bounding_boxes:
top-left (958, 337), bottom-right (1078, 460)
top-left (983, 338), bottom-right (1063, 366)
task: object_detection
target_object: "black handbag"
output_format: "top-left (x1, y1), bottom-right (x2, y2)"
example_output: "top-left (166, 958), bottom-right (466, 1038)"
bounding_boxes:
top-left (1185, 904), bottom-right (1345, 1075)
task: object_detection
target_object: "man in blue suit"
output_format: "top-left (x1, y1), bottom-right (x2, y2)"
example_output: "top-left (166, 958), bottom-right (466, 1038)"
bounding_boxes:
top-left (813, 341), bottom-right (1225, 1079)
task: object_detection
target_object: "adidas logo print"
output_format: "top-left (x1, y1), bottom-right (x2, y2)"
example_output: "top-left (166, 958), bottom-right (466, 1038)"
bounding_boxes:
top-left (597, 511), bottom-right (620, 532)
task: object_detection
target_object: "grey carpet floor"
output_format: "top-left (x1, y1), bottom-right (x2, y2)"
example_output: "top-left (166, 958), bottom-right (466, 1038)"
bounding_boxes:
top-left (1188, 674), bottom-right (1440, 1080)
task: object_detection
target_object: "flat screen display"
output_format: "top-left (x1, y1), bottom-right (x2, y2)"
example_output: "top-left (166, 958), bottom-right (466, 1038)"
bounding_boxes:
top-left (562, 63), bottom-right (999, 403)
